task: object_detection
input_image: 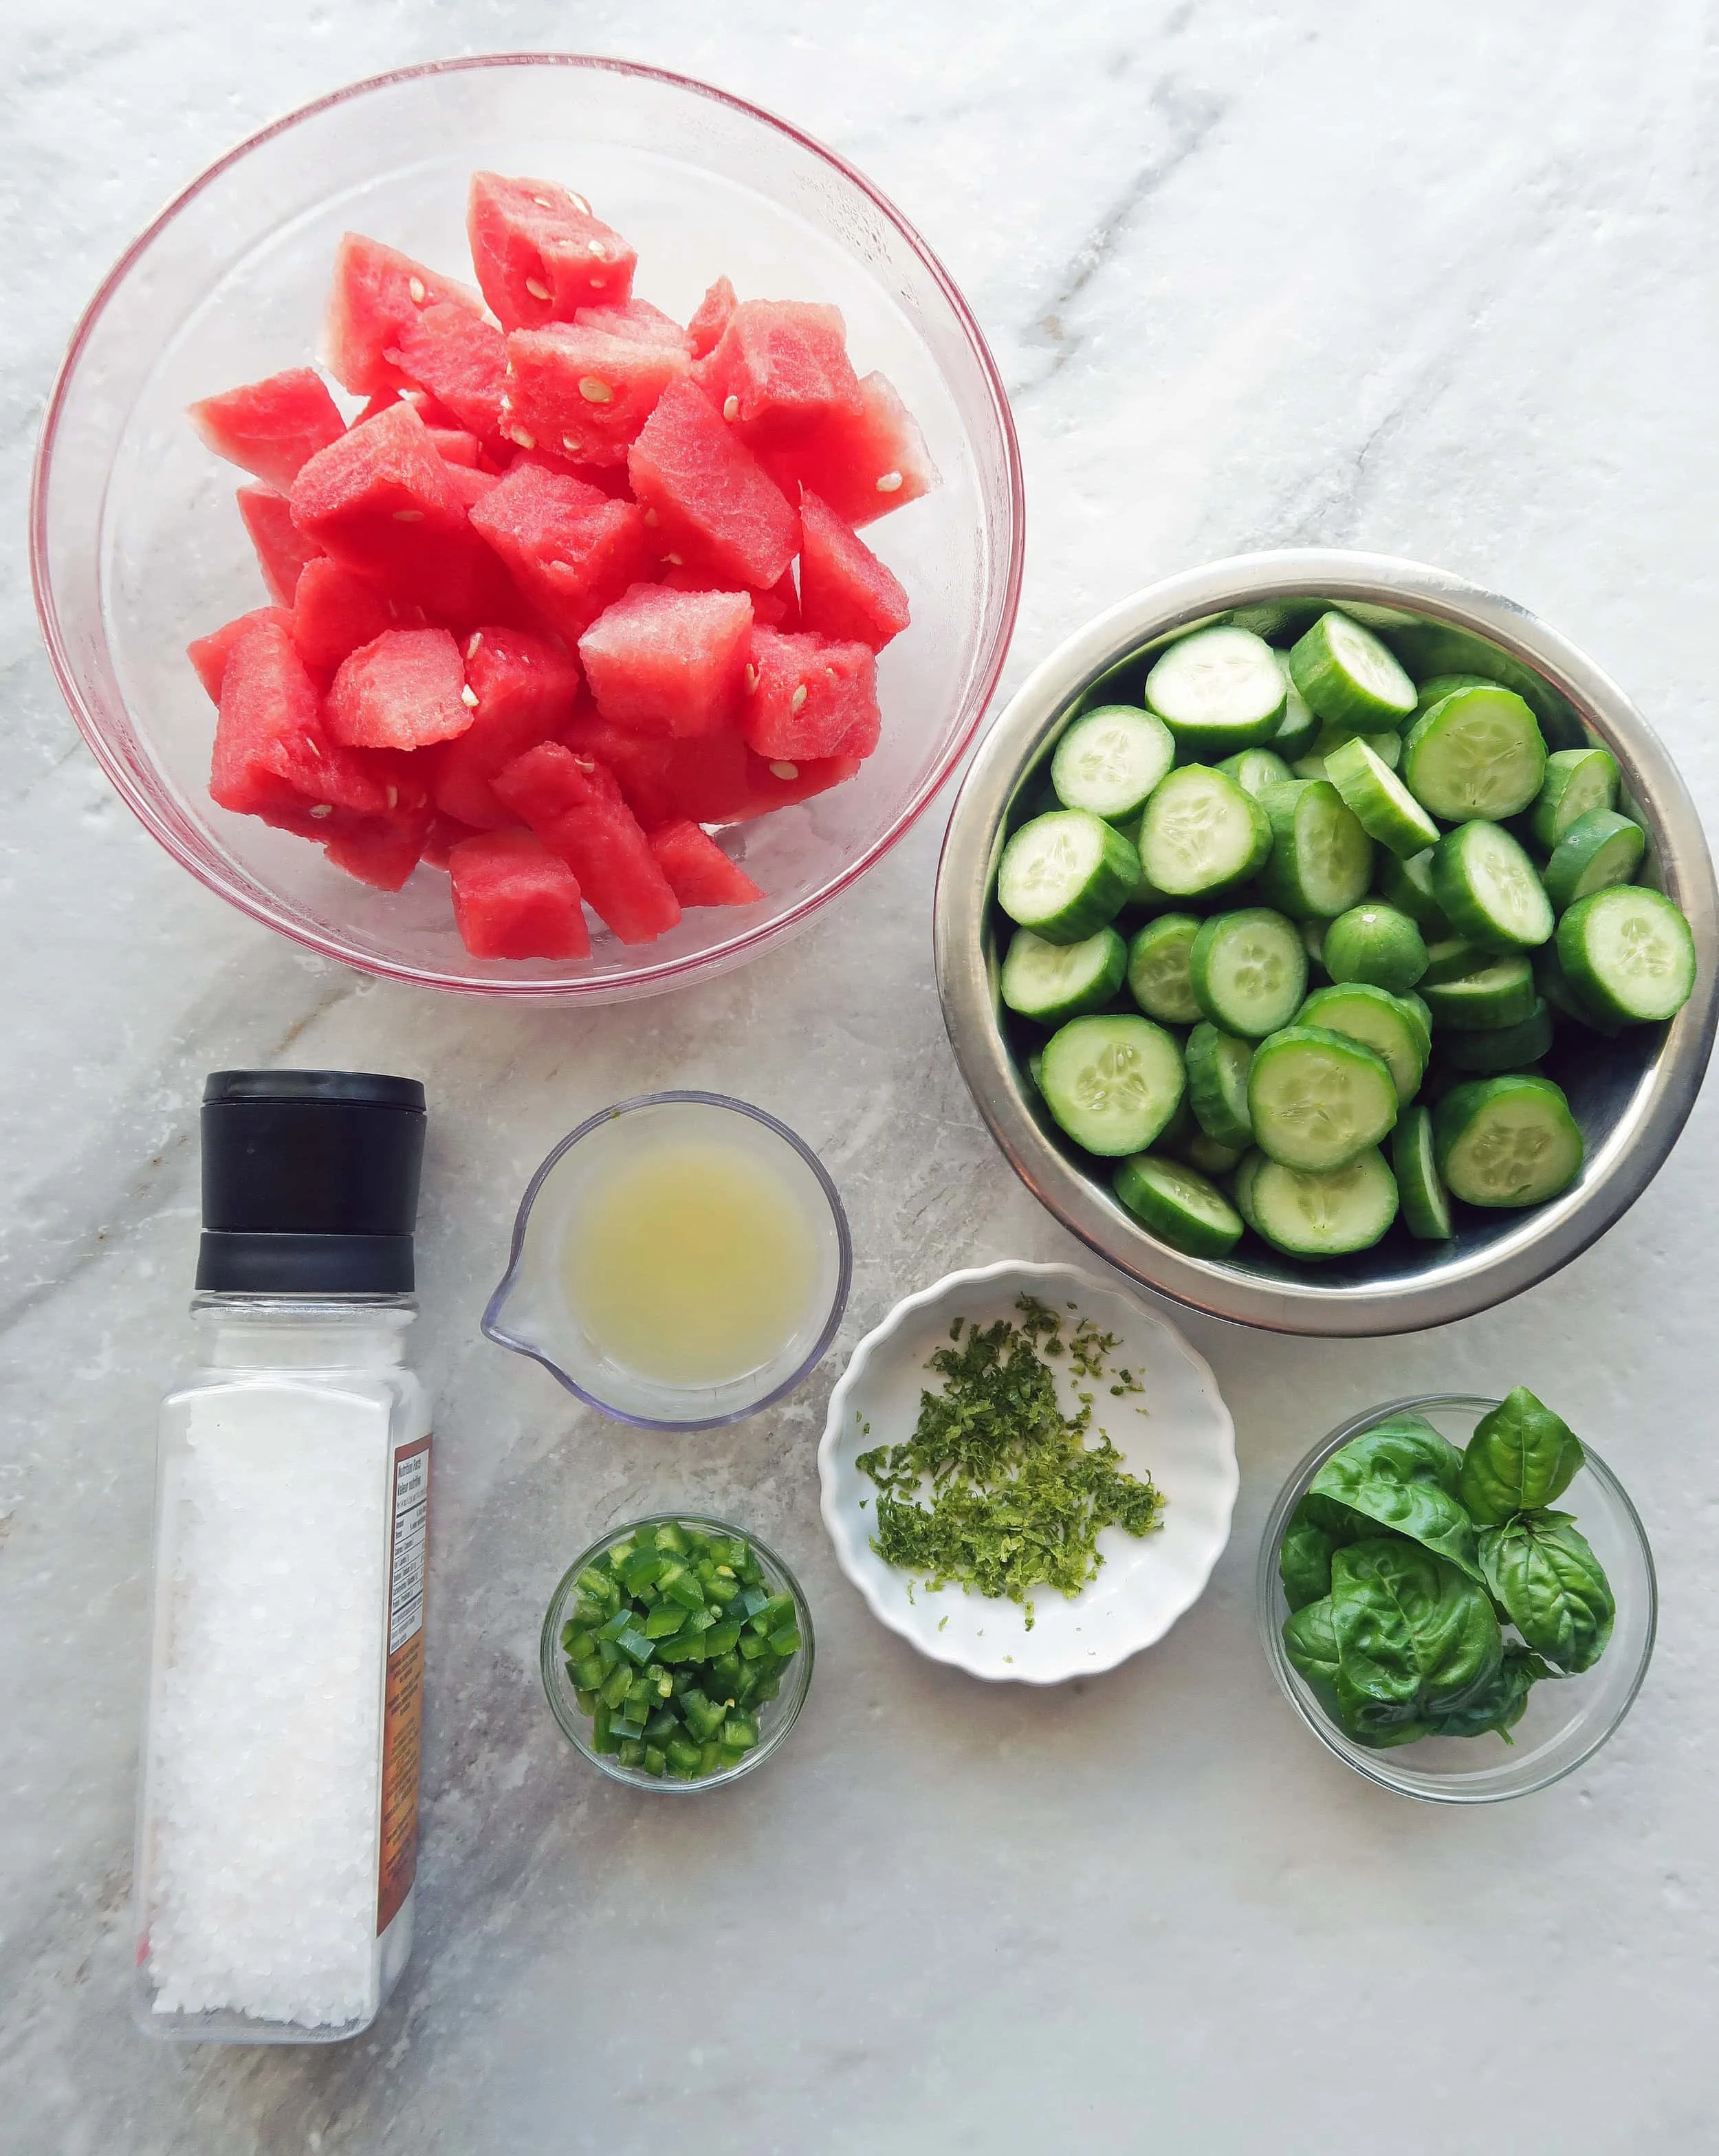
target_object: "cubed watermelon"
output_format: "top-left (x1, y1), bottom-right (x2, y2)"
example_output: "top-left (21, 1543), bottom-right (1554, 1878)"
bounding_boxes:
top-left (648, 820), bottom-right (764, 907)
top-left (742, 626), bottom-right (880, 760)
top-left (796, 489), bottom-right (910, 650)
top-left (560, 711), bottom-right (752, 828)
top-left (385, 300), bottom-right (510, 452)
top-left (757, 371), bottom-right (936, 527)
top-left (210, 620), bottom-right (390, 833)
top-left (421, 811), bottom-right (487, 869)
top-left (507, 441), bottom-right (636, 499)
top-left (428, 428), bottom-right (483, 468)
top-left (578, 584), bottom-right (752, 738)
top-left (727, 748), bottom-right (864, 819)
top-left (324, 232), bottom-right (488, 396)
top-left (327, 627), bottom-right (474, 750)
top-left (357, 386), bottom-right (463, 430)
top-left (692, 300), bottom-right (862, 443)
top-left (657, 562), bottom-right (798, 629)
top-left (467, 173), bottom-right (637, 329)
top-left (504, 323), bottom-right (690, 466)
top-left (321, 754), bottom-right (434, 890)
top-left (627, 380), bottom-right (798, 589)
top-left (686, 276), bottom-right (737, 360)
top-left (237, 485), bottom-right (322, 606)
top-left (443, 464), bottom-right (503, 512)
top-left (492, 742), bottom-right (681, 943)
top-left (433, 626), bottom-right (581, 828)
top-left (188, 606), bottom-right (294, 703)
top-left (468, 463), bottom-right (651, 641)
top-left (289, 558), bottom-right (428, 674)
top-left (573, 299), bottom-right (693, 352)
top-left (449, 828), bottom-right (591, 958)
top-left (189, 368), bottom-right (347, 490)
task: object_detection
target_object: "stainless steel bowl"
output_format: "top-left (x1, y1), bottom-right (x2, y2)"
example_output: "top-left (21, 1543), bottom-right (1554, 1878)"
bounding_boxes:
top-left (934, 549), bottom-right (1718, 1336)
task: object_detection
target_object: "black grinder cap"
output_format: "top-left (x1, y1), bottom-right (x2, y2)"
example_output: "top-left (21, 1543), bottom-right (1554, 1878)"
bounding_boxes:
top-left (197, 1070), bottom-right (426, 1293)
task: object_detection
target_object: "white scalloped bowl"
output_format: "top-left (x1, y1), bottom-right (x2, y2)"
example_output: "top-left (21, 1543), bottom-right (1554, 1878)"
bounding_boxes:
top-left (817, 1261), bottom-right (1238, 1683)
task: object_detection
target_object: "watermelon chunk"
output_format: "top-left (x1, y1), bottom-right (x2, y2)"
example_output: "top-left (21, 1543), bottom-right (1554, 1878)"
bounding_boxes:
top-left (385, 300), bottom-right (510, 452)
top-left (442, 464), bottom-right (503, 512)
top-left (757, 371), bottom-right (936, 528)
top-left (627, 380), bottom-right (798, 589)
top-left (504, 324), bottom-right (690, 466)
top-left (210, 621), bottom-right (390, 833)
top-left (742, 627), bottom-right (880, 760)
top-left (428, 428), bottom-right (483, 468)
top-left (321, 754), bottom-right (434, 890)
top-left (433, 626), bottom-right (581, 828)
top-left (578, 584), bottom-right (752, 738)
top-left (468, 463), bottom-right (650, 641)
top-left (448, 828), bottom-right (591, 958)
top-left (188, 606), bottom-right (294, 703)
top-left (327, 628), bottom-right (474, 750)
top-left (289, 558), bottom-right (428, 674)
top-left (648, 820), bottom-right (764, 907)
top-left (356, 386), bottom-right (463, 431)
top-left (692, 300), bottom-right (862, 443)
top-left (727, 749), bottom-right (864, 820)
top-left (237, 485), bottom-right (322, 606)
top-left (492, 742), bottom-right (681, 943)
top-left (574, 299), bottom-right (693, 352)
top-left (686, 276), bottom-right (737, 360)
top-left (324, 232), bottom-right (488, 396)
top-left (507, 441), bottom-right (635, 499)
top-left (467, 173), bottom-right (637, 329)
top-left (796, 490), bottom-right (910, 651)
top-left (188, 368), bottom-right (346, 491)
top-left (657, 562), bottom-right (798, 630)
top-left (559, 711), bottom-right (752, 828)
top-left (421, 811), bottom-right (486, 869)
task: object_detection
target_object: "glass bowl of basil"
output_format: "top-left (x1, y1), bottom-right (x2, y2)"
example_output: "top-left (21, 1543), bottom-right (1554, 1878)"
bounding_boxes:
top-left (1258, 1391), bottom-right (1655, 1801)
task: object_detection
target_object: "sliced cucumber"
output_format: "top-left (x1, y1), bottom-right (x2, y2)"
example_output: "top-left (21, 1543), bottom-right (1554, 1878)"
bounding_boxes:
top-left (1392, 1105), bottom-right (1452, 1239)
top-left (1137, 765), bottom-right (1272, 897)
top-left (1247, 1024), bottom-right (1399, 1172)
top-left (1219, 747), bottom-right (1293, 798)
top-left (1419, 954), bottom-right (1537, 1032)
top-left (997, 809), bottom-right (1140, 943)
top-left (1535, 945), bottom-right (1621, 1038)
top-left (1542, 808), bottom-right (1647, 912)
top-left (1038, 1015), bottom-right (1186, 1156)
top-left (1027, 1046), bottom-right (1047, 1094)
top-left (1557, 884), bottom-right (1698, 1024)
top-left (1434, 1075), bottom-right (1584, 1207)
top-left (1256, 779), bottom-right (1374, 918)
top-left (1227, 600), bottom-right (1324, 645)
top-left (1421, 934), bottom-right (1489, 986)
top-left (1300, 918), bottom-right (1327, 975)
top-left (1190, 908), bottom-right (1308, 1039)
top-left (1377, 848), bottom-right (1450, 935)
top-left (1051, 705), bottom-right (1176, 822)
top-left (1412, 670), bottom-right (1498, 718)
top-left (1436, 999), bottom-right (1555, 1072)
top-left (1401, 687), bottom-right (1547, 822)
top-left (1126, 913), bottom-right (1203, 1024)
top-left (1324, 734), bottom-right (1441, 859)
top-left (1181, 1128), bottom-right (1246, 1177)
top-left (1398, 991), bottom-right (1434, 1063)
top-left (1288, 611), bottom-right (1416, 733)
top-left (1143, 626), bottom-right (1286, 758)
top-left (1315, 721), bottom-right (1403, 772)
top-left (1000, 924), bottom-right (1128, 1025)
top-left (1529, 747), bottom-right (1620, 853)
top-left (1322, 902), bottom-right (1429, 995)
top-left (1236, 1146), bottom-right (1399, 1259)
top-left (1298, 983), bottom-right (1425, 1104)
top-left (1185, 1020), bottom-right (1256, 1147)
top-left (1430, 822), bottom-right (1553, 949)
top-left (1113, 1154), bottom-right (1245, 1259)
top-left (1271, 652), bottom-right (1320, 758)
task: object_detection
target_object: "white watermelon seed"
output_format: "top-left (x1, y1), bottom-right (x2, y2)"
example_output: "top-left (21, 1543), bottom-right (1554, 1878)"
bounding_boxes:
top-left (769, 761), bottom-right (799, 781)
top-left (461, 685), bottom-right (479, 708)
top-left (562, 435), bottom-right (582, 454)
top-left (408, 276), bottom-right (427, 305)
top-left (790, 685), bottom-right (809, 712)
top-left (386, 786), bottom-right (399, 809)
top-left (510, 426), bottom-right (536, 449)
top-left (467, 632), bottom-right (483, 657)
top-left (578, 377), bottom-right (614, 404)
top-left (532, 195), bottom-right (554, 209)
top-left (569, 192), bottom-right (591, 214)
top-left (573, 756), bottom-right (596, 771)
top-left (589, 277), bottom-right (607, 291)
top-left (875, 470), bottom-right (903, 493)
top-left (309, 803), bottom-right (333, 820)
top-left (392, 509), bottom-right (425, 522)
top-left (525, 278), bottom-right (551, 302)
top-left (664, 553), bottom-right (683, 566)
top-left (644, 508), bottom-right (660, 527)
top-left (305, 739), bottom-right (322, 759)
top-left (722, 395), bottom-right (740, 421)
top-left (588, 240), bottom-right (608, 259)
top-left (745, 666), bottom-right (760, 692)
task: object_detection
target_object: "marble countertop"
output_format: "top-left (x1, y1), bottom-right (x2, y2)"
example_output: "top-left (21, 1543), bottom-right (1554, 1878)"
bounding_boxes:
top-left (6, 3), bottom-right (1718, 2149)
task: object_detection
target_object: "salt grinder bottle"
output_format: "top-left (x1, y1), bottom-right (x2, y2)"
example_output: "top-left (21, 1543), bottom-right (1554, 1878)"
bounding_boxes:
top-left (133, 1071), bottom-right (430, 2043)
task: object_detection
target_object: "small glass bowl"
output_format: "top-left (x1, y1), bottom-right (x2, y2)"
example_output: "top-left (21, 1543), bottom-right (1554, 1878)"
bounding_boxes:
top-left (541, 1515), bottom-right (815, 1792)
top-left (1258, 1394), bottom-right (1656, 1803)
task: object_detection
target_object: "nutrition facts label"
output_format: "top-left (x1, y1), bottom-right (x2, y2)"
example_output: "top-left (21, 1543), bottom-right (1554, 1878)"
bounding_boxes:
top-left (388, 1444), bottom-right (429, 1656)
top-left (377, 1435), bottom-right (430, 1935)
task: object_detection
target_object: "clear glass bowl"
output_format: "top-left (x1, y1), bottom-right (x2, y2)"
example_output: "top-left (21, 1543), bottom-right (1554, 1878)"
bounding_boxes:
top-left (1258, 1394), bottom-right (1656, 1803)
top-left (541, 1515), bottom-right (814, 1792)
top-left (32, 56), bottom-right (1023, 1002)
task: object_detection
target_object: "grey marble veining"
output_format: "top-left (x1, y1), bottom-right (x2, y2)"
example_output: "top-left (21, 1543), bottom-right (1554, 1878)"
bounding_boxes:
top-left (5, 3), bottom-right (1719, 2149)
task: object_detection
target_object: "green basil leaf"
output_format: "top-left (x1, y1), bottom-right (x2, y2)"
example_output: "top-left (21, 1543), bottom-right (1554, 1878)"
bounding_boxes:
top-left (1282, 1596), bottom-right (1342, 1695)
top-left (1309, 1422), bottom-right (1481, 1580)
top-left (1423, 1642), bottom-right (1552, 1743)
top-left (1478, 1511), bottom-right (1614, 1673)
top-left (1280, 1513), bottom-right (1337, 1612)
top-left (1296, 1491), bottom-right (1373, 1543)
top-left (1458, 1387), bottom-right (1584, 1526)
top-left (1330, 1537), bottom-right (1504, 1727)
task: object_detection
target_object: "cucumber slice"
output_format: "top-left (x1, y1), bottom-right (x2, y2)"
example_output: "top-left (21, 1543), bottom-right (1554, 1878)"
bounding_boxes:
top-left (1270, 652), bottom-right (1320, 758)
top-left (1247, 1024), bottom-right (1399, 1171)
top-left (1218, 747), bottom-right (1293, 798)
top-left (1236, 1146), bottom-right (1399, 1258)
top-left (1392, 1105), bottom-right (1452, 1239)
top-left (1227, 600), bottom-right (1324, 645)
top-left (1290, 753), bottom-right (1331, 782)
top-left (1434, 1075), bottom-right (1584, 1207)
top-left (1542, 808), bottom-right (1647, 912)
top-left (1038, 1014), bottom-right (1186, 1156)
top-left (998, 809), bottom-right (1140, 943)
top-left (1401, 687), bottom-right (1547, 821)
top-left (1322, 903), bottom-right (1429, 995)
top-left (1535, 945), bottom-right (1622, 1038)
top-left (1113, 1154), bottom-right (1245, 1258)
top-left (1298, 983), bottom-right (1425, 1103)
top-left (1190, 908), bottom-right (1308, 1038)
top-left (1027, 1046), bottom-right (1047, 1094)
top-left (1419, 954), bottom-right (1537, 1031)
top-left (1256, 779), bottom-right (1374, 918)
top-left (1398, 991), bottom-right (1434, 1064)
top-left (1181, 1129), bottom-right (1245, 1177)
top-left (1137, 765), bottom-right (1272, 897)
top-left (1556, 884), bottom-right (1698, 1024)
top-left (1126, 914), bottom-right (1203, 1024)
top-left (1421, 934), bottom-right (1489, 985)
top-left (1529, 747), bottom-right (1620, 852)
top-left (1412, 670), bottom-right (1498, 718)
top-left (1000, 924), bottom-right (1128, 1025)
top-left (1377, 848), bottom-right (1450, 935)
top-left (1288, 610), bottom-right (1416, 732)
top-left (1143, 626), bottom-right (1286, 758)
top-left (1314, 721), bottom-right (1403, 772)
top-left (1324, 734), bottom-right (1441, 859)
top-left (1185, 1020), bottom-right (1256, 1146)
top-left (1300, 918), bottom-right (1327, 975)
top-left (1436, 999), bottom-right (1555, 1072)
top-left (1051, 705), bottom-right (1176, 822)
top-left (1430, 822), bottom-right (1553, 949)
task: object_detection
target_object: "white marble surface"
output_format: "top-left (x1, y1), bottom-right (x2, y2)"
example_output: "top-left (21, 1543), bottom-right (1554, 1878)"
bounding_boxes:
top-left (5, 3), bottom-right (1719, 2149)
